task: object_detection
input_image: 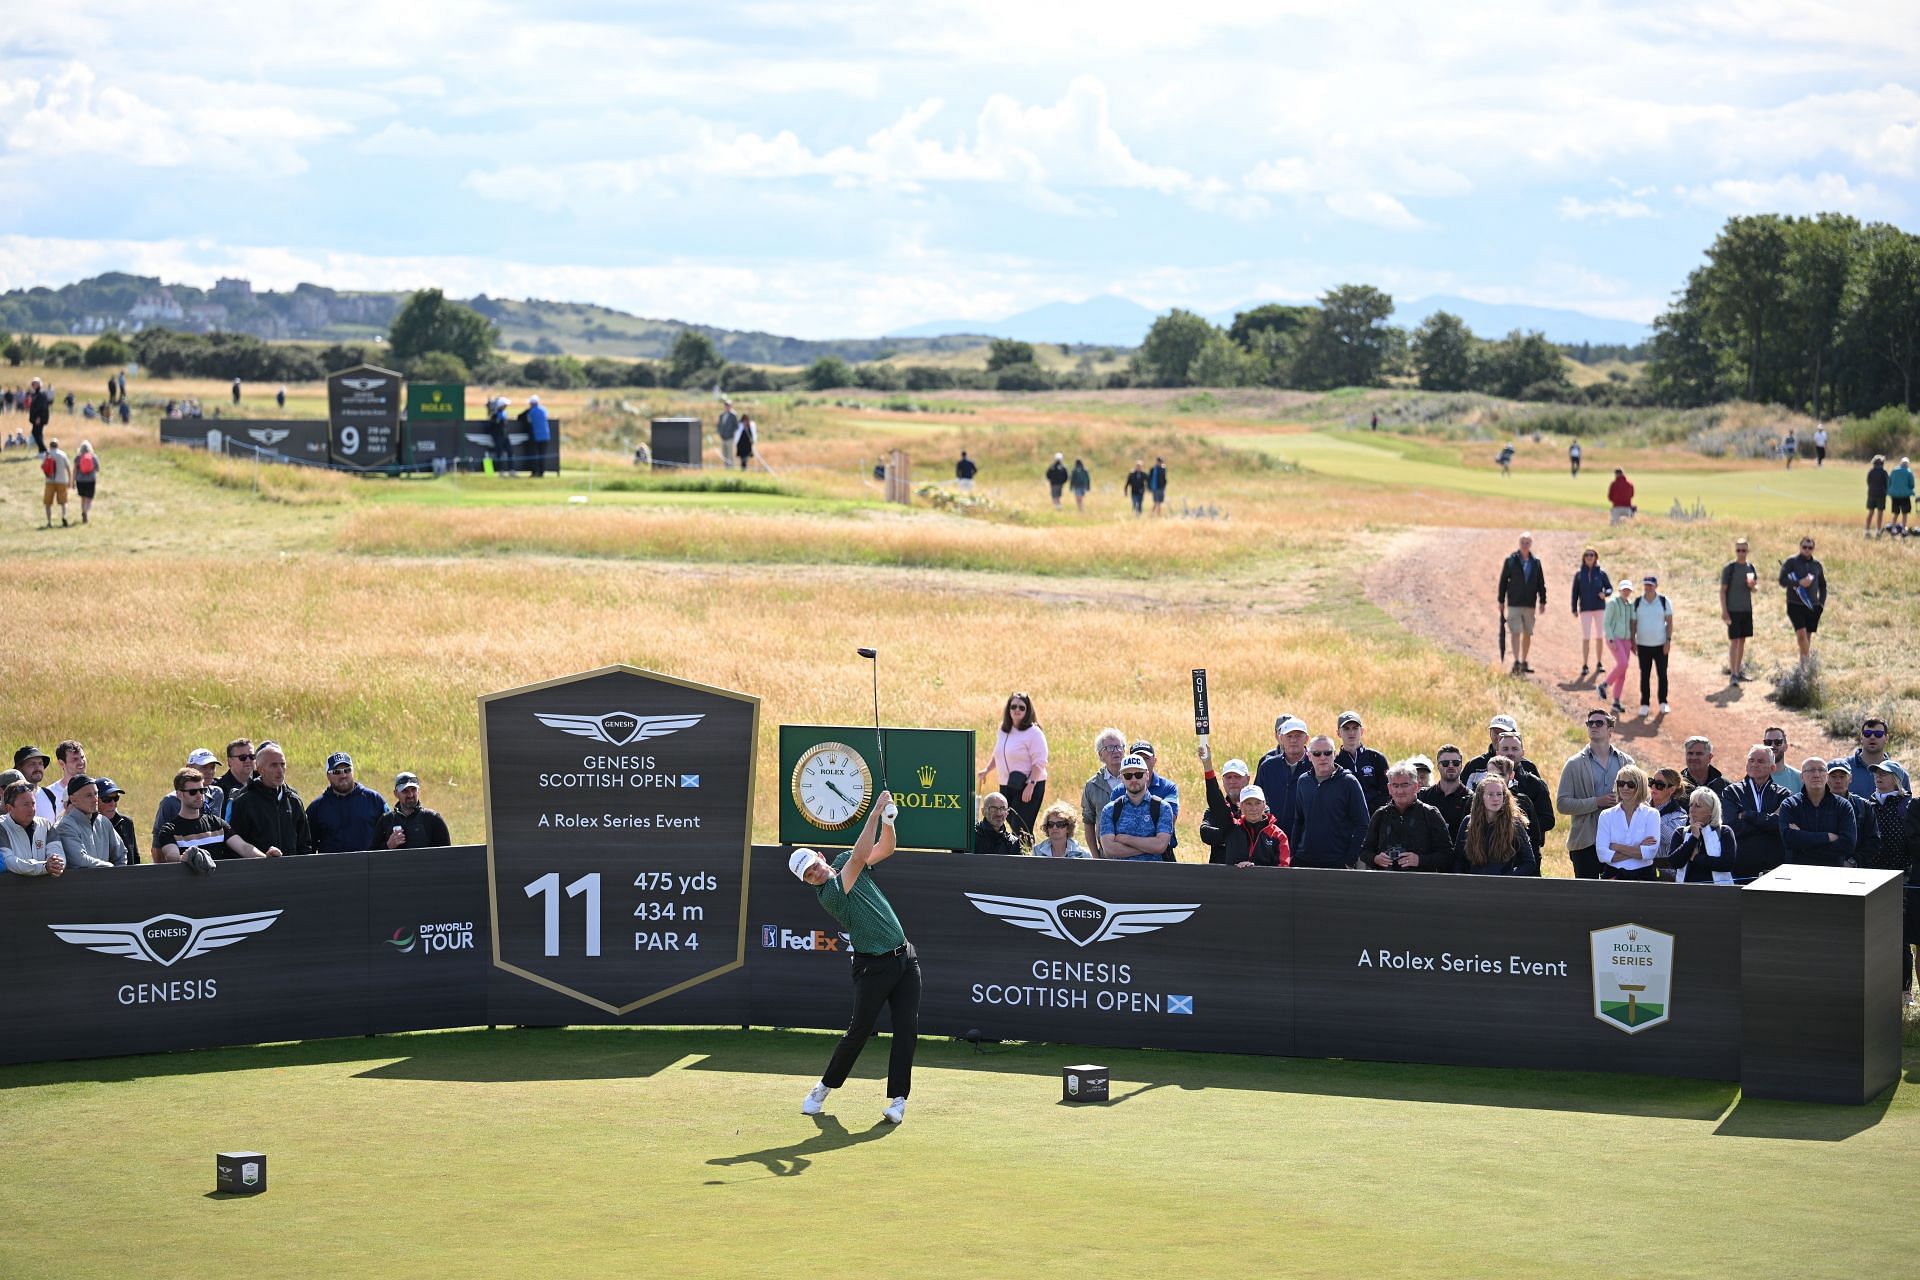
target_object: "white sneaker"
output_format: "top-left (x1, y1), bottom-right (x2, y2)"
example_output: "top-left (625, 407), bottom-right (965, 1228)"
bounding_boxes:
top-left (801, 1083), bottom-right (831, 1116)
top-left (1638, 705), bottom-right (1650, 718)
top-left (882, 1096), bottom-right (906, 1124)
top-left (1659, 702), bottom-right (1671, 714)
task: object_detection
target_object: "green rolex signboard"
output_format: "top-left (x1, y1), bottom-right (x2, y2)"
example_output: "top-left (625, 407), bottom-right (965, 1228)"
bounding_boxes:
top-left (779, 725), bottom-right (975, 852)
top-left (407, 383), bottom-right (465, 423)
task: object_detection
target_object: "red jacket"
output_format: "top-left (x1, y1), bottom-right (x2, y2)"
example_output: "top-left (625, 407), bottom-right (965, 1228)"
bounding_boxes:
top-left (1608, 475), bottom-right (1635, 507)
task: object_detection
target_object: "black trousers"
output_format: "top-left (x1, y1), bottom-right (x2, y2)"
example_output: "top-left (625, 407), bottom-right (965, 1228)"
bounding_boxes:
top-left (528, 442), bottom-right (548, 478)
top-left (1637, 644), bottom-right (1669, 704)
top-left (1003, 779), bottom-right (1046, 836)
top-left (1600, 864), bottom-right (1659, 882)
top-left (1568, 843), bottom-right (1602, 880)
top-left (823, 943), bottom-right (921, 1098)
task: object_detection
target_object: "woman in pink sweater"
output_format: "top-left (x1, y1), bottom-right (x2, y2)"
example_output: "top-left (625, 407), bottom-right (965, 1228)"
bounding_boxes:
top-left (977, 692), bottom-right (1049, 837)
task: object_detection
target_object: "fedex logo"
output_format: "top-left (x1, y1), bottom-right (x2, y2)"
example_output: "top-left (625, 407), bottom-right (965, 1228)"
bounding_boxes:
top-left (761, 925), bottom-right (846, 952)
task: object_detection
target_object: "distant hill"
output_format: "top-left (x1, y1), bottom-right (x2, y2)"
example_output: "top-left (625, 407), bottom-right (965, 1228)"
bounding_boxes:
top-left (888, 293), bottom-right (1653, 347)
top-left (0, 274), bottom-right (981, 366)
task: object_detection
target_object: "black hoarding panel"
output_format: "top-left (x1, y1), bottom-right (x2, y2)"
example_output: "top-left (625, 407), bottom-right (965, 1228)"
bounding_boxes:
top-left (748, 851), bottom-right (1295, 1056)
top-left (366, 846), bottom-right (492, 1033)
top-left (327, 364), bottom-right (402, 470)
top-left (0, 858), bottom-right (372, 1066)
top-left (481, 666), bottom-right (758, 1016)
top-left (160, 419), bottom-right (330, 465)
top-left (1289, 872), bottom-right (1743, 1079)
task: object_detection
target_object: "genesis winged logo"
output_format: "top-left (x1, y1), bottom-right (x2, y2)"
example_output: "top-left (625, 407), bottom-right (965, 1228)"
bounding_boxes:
top-left (533, 711), bottom-right (704, 747)
top-left (246, 428), bottom-right (291, 446)
top-left (47, 910), bottom-right (283, 967)
top-left (963, 893), bottom-right (1199, 948)
top-left (339, 376), bottom-right (387, 391)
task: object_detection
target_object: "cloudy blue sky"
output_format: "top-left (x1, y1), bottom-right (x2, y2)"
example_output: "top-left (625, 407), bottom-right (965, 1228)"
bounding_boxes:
top-left (2, 0), bottom-right (1916, 337)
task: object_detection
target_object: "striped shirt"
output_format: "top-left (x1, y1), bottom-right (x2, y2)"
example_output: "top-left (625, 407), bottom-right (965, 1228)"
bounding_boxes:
top-left (815, 850), bottom-right (906, 954)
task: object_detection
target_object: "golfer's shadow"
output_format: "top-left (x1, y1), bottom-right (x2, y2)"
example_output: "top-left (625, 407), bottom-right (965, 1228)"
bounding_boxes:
top-left (707, 1114), bottom-right (893, 1178)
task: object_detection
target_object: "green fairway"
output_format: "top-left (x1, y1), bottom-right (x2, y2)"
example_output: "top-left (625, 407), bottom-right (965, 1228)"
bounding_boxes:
top-left (1238, 430), bottom-right (1867, 521)
top-left (1, 1028), bottom-right (1911, 1278)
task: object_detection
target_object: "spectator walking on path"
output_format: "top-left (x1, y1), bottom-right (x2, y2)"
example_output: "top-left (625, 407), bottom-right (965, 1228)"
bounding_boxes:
top-left (1598, 578), bottom-right (1634, 714)
top-left (1887, 456), bottom-right (1914, 536)
top-left (976, 692), bottom-right (1048, 836)
top-left (1558, 707), bottom-right (1632, 880)
top-left (1719, 538), bottom-right (1758, 683)
top-left (1069, 458), bottom-right (1090, 512)
top-left (72, 441), bottom-right (98, 524)
top-left (41, 439), bottom-right (72, 528)
top-left (231, 377), bottom-right (242, 406)
top-left (1779, 535), bottom-right (1826, 667)
top-left (1814, 423), bottom-right (1829, 466)
top-left (1045, 453), bottom-right (1068, 508)
top-left (1496, 532), bottom-right (1547, 676)
top-left (1866, 455), bottom-right (1889, 537)
top-left (955, 450), bottom-right (977, 492)
top-left (1607, 468), bottom-right (1635, 524)
top-left (1571, 546), bottom-right (1611, 683)
top-left (1569, 439), bottom-right (1582, 478)
top-left (1147, 457), bottom-right (1168, 514)
top-left (1631, 574), bottom-right (1674, 718)
top-left (276, 385), bottom-right (286, 409)
top-left (715, 399), bottom-right (739, 468)
top-left (1782, 430), bottom-right (1798, 468)
top-left (1124, 460), bottom-right (1148, 515)
top-left (27, 377), bottom-right (51, 455)
top-left (1496, 441), bottom-right (1515, 476)
top-left (734, 413), bottom-right (757, 470)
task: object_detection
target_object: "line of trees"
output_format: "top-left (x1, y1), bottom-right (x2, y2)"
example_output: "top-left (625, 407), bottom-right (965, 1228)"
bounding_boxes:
top-left (1646, 214), bottom-right (1920, 415)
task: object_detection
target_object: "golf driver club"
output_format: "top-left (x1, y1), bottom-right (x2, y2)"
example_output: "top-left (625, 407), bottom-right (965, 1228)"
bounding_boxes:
top-left (856, 647), bottom-right (894, 822)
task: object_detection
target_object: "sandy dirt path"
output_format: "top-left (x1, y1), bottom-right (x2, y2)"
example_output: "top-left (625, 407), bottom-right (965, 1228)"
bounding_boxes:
top-left (1366, 526), bottom-right (1851, 770)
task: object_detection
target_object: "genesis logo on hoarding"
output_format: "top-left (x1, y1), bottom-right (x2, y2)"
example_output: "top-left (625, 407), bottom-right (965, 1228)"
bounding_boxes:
top-left (338, 377), bottom-right (387, 392)
top-left (47, 910), bottom-right (283, 966)
top-left (534, 711), bottom-right (705, 747)
top-left (964, 893), bottom-right (1200, 948)
top-left (246, 428), bottom-right (291, 446)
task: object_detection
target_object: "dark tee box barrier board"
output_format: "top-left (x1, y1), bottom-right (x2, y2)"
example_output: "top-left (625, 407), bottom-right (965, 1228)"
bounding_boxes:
top-left (409, 419), bottom-right (562, 472)
top-left (160, 419), bottom-right (331, 465)
top-left (0, 850), bottom-right (1898, 1104)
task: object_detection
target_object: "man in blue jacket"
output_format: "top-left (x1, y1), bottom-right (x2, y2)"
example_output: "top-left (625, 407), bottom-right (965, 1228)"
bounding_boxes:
top-left (1777, 756), bottom-right (1856, 868)
top-left (1290, 736), bottom-right (1368, 869)
top-left (525, 394), bottom-right (552, 478)
top-left (1724, 743), bottom-right (1789, 879)
top-left (306, 752), bottom-right (387, 853)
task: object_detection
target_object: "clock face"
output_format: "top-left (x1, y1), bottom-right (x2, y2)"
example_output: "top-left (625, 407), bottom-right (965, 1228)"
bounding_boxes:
top-left (791, 742), bottom-right (873, 832)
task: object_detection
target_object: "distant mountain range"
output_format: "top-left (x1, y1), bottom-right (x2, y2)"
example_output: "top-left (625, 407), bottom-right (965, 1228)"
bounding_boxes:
top-left (888, 293), bottom-right (1654, 348)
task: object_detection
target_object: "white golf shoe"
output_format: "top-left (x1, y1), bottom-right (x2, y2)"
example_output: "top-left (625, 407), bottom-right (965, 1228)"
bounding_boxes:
top-left (883, 1097), bottom-right (907, 1124)
top-left (801, 1083), bottom-right (831, 1116)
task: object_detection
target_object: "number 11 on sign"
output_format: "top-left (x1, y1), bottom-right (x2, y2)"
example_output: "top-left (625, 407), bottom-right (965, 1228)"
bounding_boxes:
top-left (525, 872), bottom-right (602, 957)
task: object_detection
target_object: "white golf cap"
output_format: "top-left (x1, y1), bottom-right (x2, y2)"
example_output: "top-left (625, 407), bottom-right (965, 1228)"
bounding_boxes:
top-left (788, 847), bottom-right (822, 880)
top-left (1239, 784), bottom-right (1266, 804)
top-left (1278, 717), bottom-right (1309, 736)
top-left (1221, 758), bottom-right (1250, 777)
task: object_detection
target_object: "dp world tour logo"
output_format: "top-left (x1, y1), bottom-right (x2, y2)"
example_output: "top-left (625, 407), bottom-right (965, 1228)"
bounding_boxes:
top-left (964, 893), bottom-right (1199, 948)
top-left (387, 928), bottom-right (417, 953)
top-left (48, 910), bottom-right (283, 967)
top-left (534, 712), bottom-right (704, 747)
top-left (1590, 922), bottom-right (1674, 1034)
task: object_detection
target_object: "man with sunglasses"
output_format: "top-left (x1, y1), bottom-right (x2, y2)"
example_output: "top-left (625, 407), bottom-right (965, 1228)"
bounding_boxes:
top-left (151, 747), bottom-right (226, 842)
top-left (307, 752), bottom-right (387, 853)
top-left (1763, 726), bottom-right (1802, 795)
top-left (155, 768), bottom-right (282, 862)
top-left (1289, 735), bottom-right (1369, 869)
top-left (214, 738), bottom-right (258, 820)
top-left (1843, 718), bottom-right (1907, 799)
top-left (1556, 708), bottom-right (1633, 880)
top-left (1778, 536), bottom-right (1827, 667)
top-left (1097, 755), bottom-right (1175, 862)
top-left (1418, 745), bottom-right (1474, 837)
top-left (95, 778), bottom-right (139, 864)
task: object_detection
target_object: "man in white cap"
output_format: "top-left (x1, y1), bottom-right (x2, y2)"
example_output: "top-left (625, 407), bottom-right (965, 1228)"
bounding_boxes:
top-left (153, 747), bottom-right (226, 840)
top-left (1255, 715), bottom-right (1312, 836)
top-left (792, 790), bottom-right (918, 1125)
top-left (1464, 715), bottom-right (1537, 786)
top-left (1196, 743), bottom-right (1254, 861)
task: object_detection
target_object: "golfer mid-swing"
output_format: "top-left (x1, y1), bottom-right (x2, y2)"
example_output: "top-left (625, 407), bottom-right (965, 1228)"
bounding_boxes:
top-left (790, 789), bottom-right (920, 1124)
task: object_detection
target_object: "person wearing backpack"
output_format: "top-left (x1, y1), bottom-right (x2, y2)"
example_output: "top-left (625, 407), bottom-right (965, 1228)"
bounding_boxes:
top-left (72, 440), bottom-right (99, 524)
top-left (1097, 754), bottom-right (1175, 861)
top-left (41, 438), bottom-right (72, 528)
top-left (1631, 574), bottom-right (1674, 718)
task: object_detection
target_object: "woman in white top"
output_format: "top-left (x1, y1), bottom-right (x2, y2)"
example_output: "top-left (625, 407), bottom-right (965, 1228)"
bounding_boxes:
top-left (1596, 764), bottom-right (1661, 881)
top-left (977, 691), bottom-right (1049, 835)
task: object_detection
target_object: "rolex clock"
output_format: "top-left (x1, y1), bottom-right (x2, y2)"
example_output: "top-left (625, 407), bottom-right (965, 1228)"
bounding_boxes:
top-left (790, 741), bottom-right (873, 831)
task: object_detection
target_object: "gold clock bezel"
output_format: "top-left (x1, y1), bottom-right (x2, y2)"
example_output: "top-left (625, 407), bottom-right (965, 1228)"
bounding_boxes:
top-left (790, 741), bottom-right (874, 832)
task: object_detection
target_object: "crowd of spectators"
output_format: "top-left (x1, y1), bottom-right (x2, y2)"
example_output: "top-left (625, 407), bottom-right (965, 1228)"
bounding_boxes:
top-left (1, 737), bottom-right (450, 877)
top-left (970, 699), bottom-right (1917, 1001)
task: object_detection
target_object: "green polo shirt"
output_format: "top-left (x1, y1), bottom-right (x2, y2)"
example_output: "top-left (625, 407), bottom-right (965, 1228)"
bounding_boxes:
top-left (815, 850), bottom-right (906, 954)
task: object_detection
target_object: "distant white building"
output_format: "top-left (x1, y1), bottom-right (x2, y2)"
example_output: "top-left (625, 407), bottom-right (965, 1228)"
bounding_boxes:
top-left (129, 289), bottom-right (185, 322)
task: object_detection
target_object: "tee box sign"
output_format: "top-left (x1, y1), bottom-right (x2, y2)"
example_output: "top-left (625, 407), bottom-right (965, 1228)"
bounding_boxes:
top-left (779, 725), bottom-right (975, 852)
top-left (482, 666), bottom-right (758, 1013)
top-left (326, 363), bottom-right (402, 471)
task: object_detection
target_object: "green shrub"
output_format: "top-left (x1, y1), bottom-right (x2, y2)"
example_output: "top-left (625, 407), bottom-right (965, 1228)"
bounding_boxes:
top-left (1839, 406), bottom-right (1915, 461)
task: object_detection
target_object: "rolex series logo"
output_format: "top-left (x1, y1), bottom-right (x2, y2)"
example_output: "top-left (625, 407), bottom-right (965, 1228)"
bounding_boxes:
top-left (917, 764), bottom-right (937, 788)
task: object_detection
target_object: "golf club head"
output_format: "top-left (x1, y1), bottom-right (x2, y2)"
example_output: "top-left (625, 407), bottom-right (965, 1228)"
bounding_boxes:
top-left (856, 647), bottom-right (877, 659)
